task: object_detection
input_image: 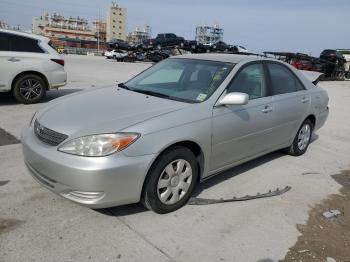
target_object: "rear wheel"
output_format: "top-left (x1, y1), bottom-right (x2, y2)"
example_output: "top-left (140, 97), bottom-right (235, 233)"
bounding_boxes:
top-left (285, 119), bottom-right (313, 156)
top-left (12, 74), bottom-right (46, 104)
top-left (142, 146), bottom-right (198, 214)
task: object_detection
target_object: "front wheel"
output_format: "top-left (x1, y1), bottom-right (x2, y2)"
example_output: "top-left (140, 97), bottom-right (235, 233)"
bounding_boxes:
top-left (142, 146), bottom-right (198, 214)
top-left (285, 119), bottom-right (313, 156)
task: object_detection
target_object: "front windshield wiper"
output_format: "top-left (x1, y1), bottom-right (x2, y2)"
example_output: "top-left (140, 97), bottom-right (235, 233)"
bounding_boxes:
top-left (133, 89), bottom-right (172, 99)
top-left (117, 82), bottom-right (131, 90)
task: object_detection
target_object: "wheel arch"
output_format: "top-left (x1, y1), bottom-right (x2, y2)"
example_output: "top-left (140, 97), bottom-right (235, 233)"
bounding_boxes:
top-left (305, 114), bottom-right (316, 127)
top-left (11, 71), bottom-right (50, 91)
top-left (141, 140), bottom-right (205, 197)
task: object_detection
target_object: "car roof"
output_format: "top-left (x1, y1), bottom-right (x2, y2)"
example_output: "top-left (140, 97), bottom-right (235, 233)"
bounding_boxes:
top-left (0, 29), bottom-right (49, 42)
top-left (171, 53), bottom-right (263, 64)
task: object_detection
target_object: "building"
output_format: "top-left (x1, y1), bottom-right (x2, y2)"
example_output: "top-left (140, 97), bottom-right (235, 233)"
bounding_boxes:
top-left (93, 19), bottom-right (107, 42)
top-left (106, 1), bottom-right (127, 42)
top-left (195, 24), bottom-right (224, 45)
top-left (0, 21), bottom-right (11, 29)
top-left (127, 26), bottom-right (151, 45)
top-left (32, 11), bottom-right (100, 49)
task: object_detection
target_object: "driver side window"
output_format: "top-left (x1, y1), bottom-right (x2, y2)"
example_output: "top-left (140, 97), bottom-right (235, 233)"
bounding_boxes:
top-left (226, 63), bottom-right (267, 100)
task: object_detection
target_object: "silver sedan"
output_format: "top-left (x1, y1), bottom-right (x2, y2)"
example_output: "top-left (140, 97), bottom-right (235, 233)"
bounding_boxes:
top-left (22, 54), bottom-right (329, 213)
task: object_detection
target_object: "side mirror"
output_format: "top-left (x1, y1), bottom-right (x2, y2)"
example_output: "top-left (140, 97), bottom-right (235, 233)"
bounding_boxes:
top-left (218, 92), bottom-right (249, 106)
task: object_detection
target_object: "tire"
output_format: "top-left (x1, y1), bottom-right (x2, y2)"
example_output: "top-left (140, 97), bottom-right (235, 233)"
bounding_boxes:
top-left (12, 74), bottom-right (46, 104)
top-left (285, 119), bottom-right (314, 156)
top-left (142, 146), bottom-right (198, 214)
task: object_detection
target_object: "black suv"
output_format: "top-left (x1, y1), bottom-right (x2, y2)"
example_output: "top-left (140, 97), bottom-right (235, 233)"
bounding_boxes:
top-left (150, 33), bottom-right (185, 48)
top-left (320, 49), bottom-right (346, 79)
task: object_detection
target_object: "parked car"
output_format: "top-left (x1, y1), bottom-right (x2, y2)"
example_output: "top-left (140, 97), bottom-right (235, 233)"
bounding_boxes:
top-left (0, 29), bottom-right (67, 104)
top-left (104, 49), bottom-right (128, 61)
top-left (109, 39), bottom-right (131, 51)
top-left (212, 41), bottom-right (231, 52)
top-left (336, 49), bottom-right (350, 78)
top-left (147, 33), bottom-right (185, 49)
top-left (22, 54), bottom-right (329, 213)
top-left (320, 49), bottom-right (346, 79)
top-left (232, 45), bottom-right (248, 53)
top-left (183, 40), bottom-right (208, 53)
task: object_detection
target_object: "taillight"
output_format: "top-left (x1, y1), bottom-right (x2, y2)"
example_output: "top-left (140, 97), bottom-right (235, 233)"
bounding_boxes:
top-left (51, 59), bottom-right (65, 66)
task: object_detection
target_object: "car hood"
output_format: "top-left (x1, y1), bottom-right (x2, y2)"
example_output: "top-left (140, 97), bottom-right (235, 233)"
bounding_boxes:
top-left (36, 86), bottom-right (190, 137)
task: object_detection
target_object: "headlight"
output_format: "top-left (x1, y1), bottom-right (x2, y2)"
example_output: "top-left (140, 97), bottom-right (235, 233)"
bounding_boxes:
top-left (58, 133), bottom-right (140, 157)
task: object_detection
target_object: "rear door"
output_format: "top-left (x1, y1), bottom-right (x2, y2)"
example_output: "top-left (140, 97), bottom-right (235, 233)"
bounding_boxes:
top-left (266, 62), bottom-right (310, 148)
top-left (0, 32), bottom-right (15, 91)
top-left (211, 62), bottom-right (275, 172)
top-left (0, 32), bottom-right (46, 91)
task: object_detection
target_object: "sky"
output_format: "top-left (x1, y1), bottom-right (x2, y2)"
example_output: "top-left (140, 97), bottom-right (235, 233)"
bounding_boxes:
top-left (0, 0), bottom-right (349, 55)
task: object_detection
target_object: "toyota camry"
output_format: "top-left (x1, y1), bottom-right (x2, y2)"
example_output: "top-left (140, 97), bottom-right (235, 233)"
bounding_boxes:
top-left (22, 53), bottom-right (329, 213)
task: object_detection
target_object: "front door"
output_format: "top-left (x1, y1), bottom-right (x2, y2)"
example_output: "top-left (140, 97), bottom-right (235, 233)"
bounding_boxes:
top-left (210, 62), bottom-right (275, 173)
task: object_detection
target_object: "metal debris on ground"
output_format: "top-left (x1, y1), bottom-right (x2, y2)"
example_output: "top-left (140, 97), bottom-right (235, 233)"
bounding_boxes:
top-left (188, 186), bottom-right (291, 205)
top-left (297, 250), bottom-right (310, 254)
top-left (322, 210), bottom-right (342, 219)
top-left (326, 257), bottom-right (336, 262)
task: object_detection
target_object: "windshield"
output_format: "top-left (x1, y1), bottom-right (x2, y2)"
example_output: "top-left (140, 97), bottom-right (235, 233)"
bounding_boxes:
top-left (125, 58), bottom-right (234, 103)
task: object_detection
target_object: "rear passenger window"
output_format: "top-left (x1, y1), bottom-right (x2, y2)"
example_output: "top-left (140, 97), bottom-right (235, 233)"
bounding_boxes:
top-left (9, 34), bottom-right (45, 53)
top-left (267, 63), bottom-right (304, 95)
top-left (0, 32), bottom-right (44, 53)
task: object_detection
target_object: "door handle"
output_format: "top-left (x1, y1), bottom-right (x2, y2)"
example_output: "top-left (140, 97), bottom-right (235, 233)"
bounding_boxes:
top-left (301, 97), bottom-right (310, 103)
top-left (262, 105), bottom-right (273, 113)
top-left (8, 57), bottom-right (20, 62)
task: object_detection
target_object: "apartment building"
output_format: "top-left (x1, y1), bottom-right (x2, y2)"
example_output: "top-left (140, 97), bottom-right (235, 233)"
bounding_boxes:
top-left (106, 1), bottom-right (127, 42)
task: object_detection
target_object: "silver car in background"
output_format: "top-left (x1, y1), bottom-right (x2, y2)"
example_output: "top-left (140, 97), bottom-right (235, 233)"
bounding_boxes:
top-left (22, 54), bottom-right (329, 213)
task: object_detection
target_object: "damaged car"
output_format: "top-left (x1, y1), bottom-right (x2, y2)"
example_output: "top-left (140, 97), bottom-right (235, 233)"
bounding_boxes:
top-left (22, 53), bottom-right (329, 214)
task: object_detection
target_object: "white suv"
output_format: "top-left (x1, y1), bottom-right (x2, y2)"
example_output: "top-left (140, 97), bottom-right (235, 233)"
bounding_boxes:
top-left (0, 29), bottom-right (67, 104)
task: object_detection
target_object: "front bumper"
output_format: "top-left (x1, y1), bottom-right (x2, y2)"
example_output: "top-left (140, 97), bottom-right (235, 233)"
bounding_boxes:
top-left (21, 126), bottom-right (156, 208)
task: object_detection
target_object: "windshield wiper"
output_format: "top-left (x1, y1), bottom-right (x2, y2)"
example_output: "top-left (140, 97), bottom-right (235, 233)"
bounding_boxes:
top-left (133, 89), bottom-right (172, 99)
top-left (117, 82), bottom-right (131, 90)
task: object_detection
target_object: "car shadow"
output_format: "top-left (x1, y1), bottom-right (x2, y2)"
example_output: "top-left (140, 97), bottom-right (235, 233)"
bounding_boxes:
top-left (0, 89), bottom-right (82, 105)
top-left (192, 151), bottom-right (287, 197)
top-left (97, 151), bottom-right (286, 217)
top-left (97, 134), bottom-right (320, 217)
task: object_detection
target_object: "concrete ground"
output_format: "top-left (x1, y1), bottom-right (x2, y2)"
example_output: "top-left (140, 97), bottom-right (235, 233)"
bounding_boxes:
top-left (0, 55), bottom-right (349, 262)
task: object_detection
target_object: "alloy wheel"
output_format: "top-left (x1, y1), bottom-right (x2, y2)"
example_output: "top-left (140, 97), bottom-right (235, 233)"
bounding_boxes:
top-left (19, 79), bottom-right (42, 101)
top-left (297, 123), bottom-right (311, 151)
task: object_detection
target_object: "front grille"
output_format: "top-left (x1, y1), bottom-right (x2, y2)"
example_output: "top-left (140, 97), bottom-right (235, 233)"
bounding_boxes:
top-left (34, 119), bottom-right (68, 146)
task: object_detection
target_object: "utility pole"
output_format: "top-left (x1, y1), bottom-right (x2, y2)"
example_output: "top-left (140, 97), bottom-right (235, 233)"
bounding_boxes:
top-left (97, 7), bottom-right (100, 54)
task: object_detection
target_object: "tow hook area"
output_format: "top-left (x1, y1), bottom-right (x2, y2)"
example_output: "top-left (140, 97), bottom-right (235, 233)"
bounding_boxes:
top-left (188, 186), bottom-right (291, 205)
